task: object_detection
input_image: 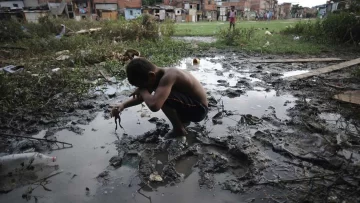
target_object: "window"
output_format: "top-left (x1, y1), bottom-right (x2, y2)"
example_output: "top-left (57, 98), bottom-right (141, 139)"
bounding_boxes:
top-left (208, 0), bottom-right (211, 4)
top-left (13, 3), bottom-right (18, 7)
top-left (130, 10), bottom-right (133, 15)
top-left (190, 5), bottom-right (193, 9)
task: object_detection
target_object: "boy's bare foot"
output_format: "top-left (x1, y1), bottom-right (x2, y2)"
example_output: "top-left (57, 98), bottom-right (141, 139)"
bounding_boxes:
top-left (164, 128), bottom-right (187, 139)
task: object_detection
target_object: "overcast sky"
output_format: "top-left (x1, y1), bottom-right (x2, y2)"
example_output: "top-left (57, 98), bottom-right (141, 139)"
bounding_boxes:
top-left (278, 0), bottom-right (326, 7)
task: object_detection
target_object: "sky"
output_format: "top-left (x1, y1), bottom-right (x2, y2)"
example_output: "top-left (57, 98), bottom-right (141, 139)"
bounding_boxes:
top-left (278, 0), bottom-right (326, 8)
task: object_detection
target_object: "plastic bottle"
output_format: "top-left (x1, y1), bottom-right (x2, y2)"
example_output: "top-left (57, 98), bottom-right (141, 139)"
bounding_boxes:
top-left (0, 152), bottom-right (56, 175)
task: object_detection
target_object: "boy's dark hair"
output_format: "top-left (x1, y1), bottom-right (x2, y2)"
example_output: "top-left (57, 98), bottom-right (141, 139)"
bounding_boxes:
top-left (126, 57), bottom-right (156, 86)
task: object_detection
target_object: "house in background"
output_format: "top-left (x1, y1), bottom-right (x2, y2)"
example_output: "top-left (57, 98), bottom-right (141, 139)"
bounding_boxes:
top-left (124, 7), bottom-right (140, 19)
top-left (278, 2), bottom-right (291, 19)
top-left (0, 0), bottom-right (25, 9)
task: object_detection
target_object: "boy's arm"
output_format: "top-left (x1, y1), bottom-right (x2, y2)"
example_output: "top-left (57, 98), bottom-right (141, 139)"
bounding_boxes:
top-left (122, 96), bottom-right (143, 109)
top-left (139, 74), bottom-right (176, 112)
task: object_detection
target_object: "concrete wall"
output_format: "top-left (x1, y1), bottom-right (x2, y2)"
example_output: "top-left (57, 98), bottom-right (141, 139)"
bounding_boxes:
top-left (124, 8), bottom-right (141, 20)
top-left (24, 0), bottom-right (39, 7)
top-left (0, 1), bottom-right (24, 8)
top-left (24, 11), bottom-right (49, 23)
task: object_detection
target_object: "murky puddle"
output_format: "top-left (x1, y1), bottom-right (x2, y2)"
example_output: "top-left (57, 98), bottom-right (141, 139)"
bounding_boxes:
top-left (171, 36), bottom-right (217, 43)
top-left (2, 56), bottom-right (352, 203)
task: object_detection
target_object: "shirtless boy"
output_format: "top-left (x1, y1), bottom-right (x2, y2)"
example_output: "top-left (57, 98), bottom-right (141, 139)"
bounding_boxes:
top-left (111, 58), bottom-right (208, 137)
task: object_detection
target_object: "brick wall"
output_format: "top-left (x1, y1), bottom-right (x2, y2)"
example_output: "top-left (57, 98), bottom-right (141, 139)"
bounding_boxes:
top-left (118, 0), bottom-right (141, 8)
top-left (223, 0), bottom-right (250, 10)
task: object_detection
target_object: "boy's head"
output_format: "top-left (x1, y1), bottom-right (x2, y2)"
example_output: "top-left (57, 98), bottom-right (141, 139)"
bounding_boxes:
top-left (126, 57), bottom-right (158, 89)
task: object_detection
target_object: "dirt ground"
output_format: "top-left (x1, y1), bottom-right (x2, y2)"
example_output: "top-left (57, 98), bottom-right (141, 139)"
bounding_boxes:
top-left (1, 50), bottom-right (360, 203)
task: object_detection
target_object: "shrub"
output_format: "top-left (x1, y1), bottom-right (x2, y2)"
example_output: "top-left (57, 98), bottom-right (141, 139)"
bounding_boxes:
top-left (216, 28), bottom-right (255, 46)
top-left (282, 12), bottom-right (360, 44)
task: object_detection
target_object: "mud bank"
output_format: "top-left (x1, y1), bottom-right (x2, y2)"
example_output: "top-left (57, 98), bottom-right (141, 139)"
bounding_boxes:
top-left (1, 53), bottom-right (360, 203)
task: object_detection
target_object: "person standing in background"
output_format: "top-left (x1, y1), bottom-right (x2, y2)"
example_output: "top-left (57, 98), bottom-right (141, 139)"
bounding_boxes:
top-left (228, 6), bottom-right (237, 31)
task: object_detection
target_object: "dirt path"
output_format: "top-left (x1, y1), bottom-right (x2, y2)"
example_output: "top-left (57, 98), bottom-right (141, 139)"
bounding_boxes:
top-left (1, 52), bottom-right (360, 203)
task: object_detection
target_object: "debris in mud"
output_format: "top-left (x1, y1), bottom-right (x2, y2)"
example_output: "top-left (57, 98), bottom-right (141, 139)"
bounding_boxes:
top-left (0, 65), bottom-right (24, 73)
top-left (198, 172), bottom-right (215, 189)
top-left (224, 88), bottom-right (244, 98)
top-left (198, 153), bottom-right (228, 173)
top-left (222, 180), bottom-right (243, 193)
top-left (207, 96), bottom-right (218, 107)
top-left (217, 80), bottom-right (229, 87)
top-left (149, 172), bottom-right (163, 182)
top-left (212, 112), bottom-right (223, 124)
top-left (109, 154), bottom-right (123, 168)
top-left (333, 90), bottom-right (360, 105)
top-left (66, 125), bottom-right (85, 135)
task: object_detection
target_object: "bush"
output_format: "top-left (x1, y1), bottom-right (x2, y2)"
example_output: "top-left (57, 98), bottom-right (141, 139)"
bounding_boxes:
top-left (282, 12), bottom-right (360, 44)
top-left (216, 28), bottom-right (255, 46)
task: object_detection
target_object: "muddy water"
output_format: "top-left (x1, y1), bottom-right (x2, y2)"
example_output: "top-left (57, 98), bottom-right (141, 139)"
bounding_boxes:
top-left (171, 36), bottom-right (217, 43)
top-left (2, 56), bottom-right (357, 203)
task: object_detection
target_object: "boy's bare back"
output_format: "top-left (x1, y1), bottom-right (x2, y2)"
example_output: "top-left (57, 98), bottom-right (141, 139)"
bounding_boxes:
top-left (159, 68), bottom-right (208, 107)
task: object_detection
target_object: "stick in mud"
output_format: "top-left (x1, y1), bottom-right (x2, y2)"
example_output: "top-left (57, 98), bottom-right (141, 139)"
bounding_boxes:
top-left (0, 133), bottom-right (73, 148)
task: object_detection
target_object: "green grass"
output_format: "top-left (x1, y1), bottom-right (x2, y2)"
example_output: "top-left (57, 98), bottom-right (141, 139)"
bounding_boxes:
top-left (173, 19), bottom-right (331, 55)
top-left (174, 19), bottom-right (306, 36)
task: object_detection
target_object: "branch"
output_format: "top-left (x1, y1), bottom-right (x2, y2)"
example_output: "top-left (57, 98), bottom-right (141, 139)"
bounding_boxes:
top-left (0, 133), bottom-right (73, 148)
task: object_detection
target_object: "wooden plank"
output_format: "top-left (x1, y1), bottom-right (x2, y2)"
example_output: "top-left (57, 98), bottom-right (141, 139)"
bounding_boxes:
top-left (287, 57), bottom-right (360, 81)
top-left (333, 90), bottom-right (360, 105)
top-left (251, 58), bottom-right (344, 63)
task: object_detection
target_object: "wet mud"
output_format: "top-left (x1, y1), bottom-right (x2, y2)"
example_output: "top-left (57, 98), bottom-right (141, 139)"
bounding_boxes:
top-left (1, 52), bottom-right (360, 203)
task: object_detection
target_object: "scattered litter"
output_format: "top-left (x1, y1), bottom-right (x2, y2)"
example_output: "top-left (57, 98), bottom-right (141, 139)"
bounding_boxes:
top-left (0, 65), bottom-right (24, 73)
top-left (333, 90), bottom-right (360, 105)
top-left (56, 55), bottom-right (70, 61)
top-left (193, 58), bottom-right (200, 65)
top-left (293, 36), bottom-right (300, 40)
top-left (263, 41), bottom-right (270, 47)
top-left (69, 27), bottom-right (102, 35)
top-left (86, 187), bottom-right (90, 191)
top-left (0, 152), bottom-right (56, 176)
top-left (55, 50), bottom-right (70, 56)
top-left (265, 31), bottom-right (272, 36)
top-left (109, 155), bottom-right (123, 168)
top-left (97, 170), bottom-right (109, 178)
top-left (149, 172), bottom-right (163, 182)
top-left (55, 24), bottom-right (66, 39)
top-left (287, 57), bottom-right (360, 81)
top-left (52, 68), bottom-right (60, 72)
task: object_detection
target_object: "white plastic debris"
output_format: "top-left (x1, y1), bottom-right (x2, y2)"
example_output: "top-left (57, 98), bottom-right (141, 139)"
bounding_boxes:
top-left (265, 31), bottom-right (272, 36)
top-left (293, 36), bottom-right (300, 40)
top-left (56, 55), bottom-right (70, 61)
top-left (52, 68), bottom-right (60, 72)
top-left (149, 172), bottom-right (163, 182)
top-left (263, 41), bottom-right (270, 47)
top-left (55, 50), bottom-right (70, 56)
top-left (0, 152), bottom-right (56, 175)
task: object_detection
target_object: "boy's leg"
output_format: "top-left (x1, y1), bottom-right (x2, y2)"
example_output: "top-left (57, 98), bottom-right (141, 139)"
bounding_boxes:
top-left (161, 104), bottom-right (187, 137)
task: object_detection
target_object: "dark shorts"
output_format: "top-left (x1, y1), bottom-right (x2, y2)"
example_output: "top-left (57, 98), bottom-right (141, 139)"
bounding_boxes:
top-left (164, 91), bottom-right (208, 123)
top-left (229, 17), bottom-right (235, 23)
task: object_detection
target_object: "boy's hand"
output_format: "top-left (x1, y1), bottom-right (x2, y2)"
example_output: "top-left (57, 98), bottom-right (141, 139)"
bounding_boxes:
top-left (110, 103), bottom-right (124, 118)
top-left (129, 88), bottom-right (142, 99)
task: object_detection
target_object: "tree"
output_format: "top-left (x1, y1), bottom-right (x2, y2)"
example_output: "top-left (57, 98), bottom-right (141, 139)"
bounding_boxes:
top-left (142, 0), bottom-right (163, 6)
top-left (291, 4), bottom-right (303, 17)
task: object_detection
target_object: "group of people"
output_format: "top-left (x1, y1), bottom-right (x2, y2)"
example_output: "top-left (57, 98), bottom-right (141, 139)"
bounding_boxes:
top-left (255, 11), bottom-right (273, 21)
